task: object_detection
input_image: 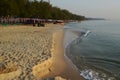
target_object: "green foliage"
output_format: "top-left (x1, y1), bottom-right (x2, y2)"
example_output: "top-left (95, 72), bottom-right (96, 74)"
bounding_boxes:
top-left (0, 0), bottom-right (85, 20)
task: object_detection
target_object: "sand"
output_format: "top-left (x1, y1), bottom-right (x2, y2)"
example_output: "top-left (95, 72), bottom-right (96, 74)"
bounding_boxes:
top-left (0, 25), bottom-right (59, 80)
top-left (0, 24), bottom-right (84, 80)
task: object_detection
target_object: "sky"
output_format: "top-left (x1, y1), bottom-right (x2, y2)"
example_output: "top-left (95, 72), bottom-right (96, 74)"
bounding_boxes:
top-left (44, 0), bottom-right (120, 20)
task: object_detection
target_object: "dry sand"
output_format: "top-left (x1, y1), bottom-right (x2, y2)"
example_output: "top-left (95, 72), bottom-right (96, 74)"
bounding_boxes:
top-left (0, 25), bottom-right (59, 80)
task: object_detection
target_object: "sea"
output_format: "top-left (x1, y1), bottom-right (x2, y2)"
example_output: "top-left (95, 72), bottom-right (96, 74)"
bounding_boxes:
top-left (64, 20), bottom-right (120, 80)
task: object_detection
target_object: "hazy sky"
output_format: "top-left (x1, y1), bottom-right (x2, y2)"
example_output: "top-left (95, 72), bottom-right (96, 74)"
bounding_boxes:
top-left (47, 0), bottom-right (120, 20)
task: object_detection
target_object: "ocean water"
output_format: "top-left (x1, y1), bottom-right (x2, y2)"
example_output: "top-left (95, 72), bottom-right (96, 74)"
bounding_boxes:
top-left (64, 20), bottom-right (120, 80)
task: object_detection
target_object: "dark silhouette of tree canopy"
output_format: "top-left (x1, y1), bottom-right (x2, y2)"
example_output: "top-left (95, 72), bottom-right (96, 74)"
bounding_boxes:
top-left (0, 0), bottom-right (85, 20)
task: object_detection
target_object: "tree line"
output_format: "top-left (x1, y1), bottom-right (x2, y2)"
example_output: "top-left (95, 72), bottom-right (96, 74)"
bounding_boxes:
top-left (0, 0), bottom-right (85, 20)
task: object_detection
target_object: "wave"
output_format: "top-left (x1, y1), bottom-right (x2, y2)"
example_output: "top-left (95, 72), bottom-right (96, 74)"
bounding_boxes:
top-left (83, 30), bottom-right (91, 37)
top-left (71, 30), bottom-right (91, 45)
top-left (80, 69), bottom-right (116, 80)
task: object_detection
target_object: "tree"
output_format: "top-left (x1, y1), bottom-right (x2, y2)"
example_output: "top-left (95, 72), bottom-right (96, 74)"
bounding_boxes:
top-left (0, 0), bottom-right (85, 20)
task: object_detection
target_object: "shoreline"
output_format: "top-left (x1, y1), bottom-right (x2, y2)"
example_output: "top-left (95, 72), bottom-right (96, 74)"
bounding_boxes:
top-left (52, 28), bottom-right (85, 80)
top-left (33, 28), bottom-right (84, 80)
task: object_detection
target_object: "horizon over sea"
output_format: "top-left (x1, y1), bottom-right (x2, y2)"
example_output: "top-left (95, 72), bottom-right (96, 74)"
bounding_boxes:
top-left (64, 20), bottom-right (120, 80)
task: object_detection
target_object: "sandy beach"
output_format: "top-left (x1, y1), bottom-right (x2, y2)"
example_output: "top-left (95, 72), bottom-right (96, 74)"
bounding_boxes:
top-left (0, 24), bottom-right (84, 80)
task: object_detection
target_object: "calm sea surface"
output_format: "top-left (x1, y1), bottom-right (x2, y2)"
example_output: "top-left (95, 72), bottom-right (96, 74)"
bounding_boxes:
top-left (64, 20), bottom-right (120, 80)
